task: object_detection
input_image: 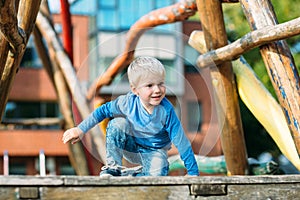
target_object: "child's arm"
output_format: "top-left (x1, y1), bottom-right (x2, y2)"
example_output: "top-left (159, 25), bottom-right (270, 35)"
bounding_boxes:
top-left (62, 110), bottom-right (100, 144)
top-left (62, 127), bottom-right (83, 144)
top-left (166, 107), bottom-right (199, 175)
top-left (62, 101), bottom-right (114, 144)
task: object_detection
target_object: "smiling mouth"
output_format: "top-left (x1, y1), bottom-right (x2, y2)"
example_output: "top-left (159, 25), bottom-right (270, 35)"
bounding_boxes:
top-left (151, 95), bottom-right (161, 99)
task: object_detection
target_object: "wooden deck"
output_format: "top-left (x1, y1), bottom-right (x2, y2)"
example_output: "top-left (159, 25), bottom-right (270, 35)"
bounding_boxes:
top-left (1, 175), bottom-right (300, 199)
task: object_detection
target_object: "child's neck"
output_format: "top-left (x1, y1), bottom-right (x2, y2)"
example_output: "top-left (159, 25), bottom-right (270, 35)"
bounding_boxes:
top-left (140, 101), bottom-right (154, 114)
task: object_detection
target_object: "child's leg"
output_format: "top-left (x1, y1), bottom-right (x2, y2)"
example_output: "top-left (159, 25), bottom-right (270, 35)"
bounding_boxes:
top-left (105, 117), bottom-right (141, 166)
top-left (139, 148), bottom-right (169, 176)
top-left (105, 117), bottom-right (128, 166)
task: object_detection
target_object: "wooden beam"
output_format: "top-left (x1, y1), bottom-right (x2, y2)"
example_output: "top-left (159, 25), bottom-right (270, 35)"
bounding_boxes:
top-left (0, 0), bottom-right (41, 121)
top-left (196, 17), bottom-right (300, 67)
top-left (0, 0), bottom-right (24, 54)
top-left (196, 0), bottom-right (248, 175)
top-left (240, 0), bottom-right (300, 154)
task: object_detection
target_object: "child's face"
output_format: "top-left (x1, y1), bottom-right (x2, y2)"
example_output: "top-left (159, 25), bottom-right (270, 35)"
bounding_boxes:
top-left (132, 75), bottom-right (166, 114)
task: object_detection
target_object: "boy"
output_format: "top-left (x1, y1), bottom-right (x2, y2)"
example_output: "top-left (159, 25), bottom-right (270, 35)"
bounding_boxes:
top-left (62, 56), bottom-right (199, 176)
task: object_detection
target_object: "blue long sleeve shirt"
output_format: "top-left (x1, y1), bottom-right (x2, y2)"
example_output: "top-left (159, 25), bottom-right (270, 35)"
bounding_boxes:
top-left (78, 92), bottom-right (199, 175)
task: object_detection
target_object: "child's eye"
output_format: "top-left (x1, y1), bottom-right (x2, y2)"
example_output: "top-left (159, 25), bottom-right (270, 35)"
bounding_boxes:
top-left (147, 84), bottom-right (153, 88)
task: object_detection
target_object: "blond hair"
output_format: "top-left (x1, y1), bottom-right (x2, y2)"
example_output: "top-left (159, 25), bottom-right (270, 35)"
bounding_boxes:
top-left (127, 56), bottom-right (165, 87)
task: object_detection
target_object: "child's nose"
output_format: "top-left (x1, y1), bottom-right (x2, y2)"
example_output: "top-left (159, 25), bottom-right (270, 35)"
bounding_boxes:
top-left (153, 85), bottom-right (160, 92)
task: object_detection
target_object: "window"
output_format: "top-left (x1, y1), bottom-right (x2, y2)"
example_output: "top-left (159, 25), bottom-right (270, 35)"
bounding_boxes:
top-left (161, 59), bottom-right (178, 86)
top-left (187, 101), bottom-right (202, 132)
top-left (56, 156), bottom-right (76, 175)
top-left (9, 162), bottom-right (27, 175)
top-left (99, 0), bottom-right (117, 8)
top-left (3, 102), bottom-right (60, 130)
top-left (97, 0), bottom-right (176, 31)
top-left (5, 156), bottom-right (75, 175)
top-left (97, 9), bottom-right (118, 30)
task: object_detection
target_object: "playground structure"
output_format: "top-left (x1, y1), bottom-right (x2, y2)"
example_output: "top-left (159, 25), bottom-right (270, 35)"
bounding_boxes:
top-left (0, 0), bottom-right (300, 199)
top-left (0, 0), bottom-right (300, 198)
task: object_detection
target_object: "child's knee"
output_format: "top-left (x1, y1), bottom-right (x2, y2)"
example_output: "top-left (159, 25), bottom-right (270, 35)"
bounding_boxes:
top-left (107, 117), bottom-right (129, 134)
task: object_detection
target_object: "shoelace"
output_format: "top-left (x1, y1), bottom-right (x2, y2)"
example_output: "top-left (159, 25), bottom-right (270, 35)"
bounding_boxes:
top-left (101, 165), bottom-right (143, 176)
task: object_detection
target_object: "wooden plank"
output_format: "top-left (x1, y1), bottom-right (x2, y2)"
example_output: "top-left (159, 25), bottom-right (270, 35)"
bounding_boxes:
top-left (195, 0), bottom-right (248, 175)
top-left (1, 175), bottom-right (300, 199)
top-left (1, 184), bottom-right (299, 200)
top-left (0, 188), bottom-right (15, 200)
top-left (2, 175), bottom-right (300, 186)
top-left (43, 185), bottom-right (190, 200)
top-left (228, 184), bottom-right (300, 199)
top-left (62, 175), bottom-right (300, 185)
top-left (0, 176), bottom-right (64, 186)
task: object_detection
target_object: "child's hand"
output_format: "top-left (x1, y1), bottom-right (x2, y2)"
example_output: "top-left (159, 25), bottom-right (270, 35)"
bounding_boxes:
top-left (62, 127), bottom-right (83, 144)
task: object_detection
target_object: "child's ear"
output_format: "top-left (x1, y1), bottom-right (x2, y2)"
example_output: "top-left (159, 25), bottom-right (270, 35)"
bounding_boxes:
top-left (131, 85), bottom-right (138, 95)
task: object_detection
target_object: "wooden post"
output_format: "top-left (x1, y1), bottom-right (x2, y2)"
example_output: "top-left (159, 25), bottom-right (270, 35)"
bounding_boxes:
top-left (196, 0), bottom-right (248, 175)
top-left (240, 0), bottom-right (300, 153)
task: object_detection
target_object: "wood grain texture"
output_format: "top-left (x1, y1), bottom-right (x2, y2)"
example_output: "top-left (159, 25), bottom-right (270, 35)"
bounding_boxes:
top-left (1, 175), bottom-right (300, 199)
top-left (240, 0), bottom-right (300, 153)
top-left (196, 0), bottom-right (248, 175)
top-left (0, 0), bottom-right (41, 121)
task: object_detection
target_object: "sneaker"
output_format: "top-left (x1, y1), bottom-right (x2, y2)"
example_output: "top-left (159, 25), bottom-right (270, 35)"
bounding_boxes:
top-left (121, 165), bottom-right (143, 176)
top-left (99, 165), bottom-right (121, 177)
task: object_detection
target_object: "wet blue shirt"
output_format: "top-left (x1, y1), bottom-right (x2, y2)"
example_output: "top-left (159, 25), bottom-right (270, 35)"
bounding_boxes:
top-left (78, 92), bottom-right (199, 175)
